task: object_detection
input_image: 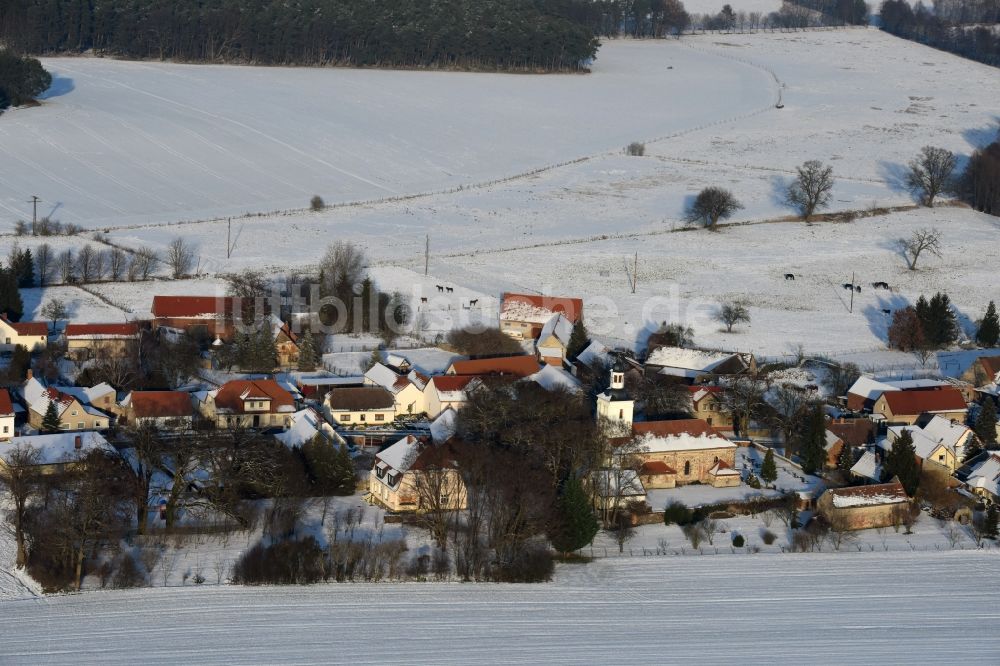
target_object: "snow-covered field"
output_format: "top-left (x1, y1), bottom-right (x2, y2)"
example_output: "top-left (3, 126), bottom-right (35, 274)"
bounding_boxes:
top-left (2, 551), bottom-right (998, 664)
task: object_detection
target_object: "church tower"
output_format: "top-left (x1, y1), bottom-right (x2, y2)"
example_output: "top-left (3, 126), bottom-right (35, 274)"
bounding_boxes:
top-left (596, 357), bottom-right (634, 436)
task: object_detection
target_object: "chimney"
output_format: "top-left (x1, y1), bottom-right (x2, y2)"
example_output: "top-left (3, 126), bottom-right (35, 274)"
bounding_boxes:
top-left (74, 435), bottom-right (82, 450)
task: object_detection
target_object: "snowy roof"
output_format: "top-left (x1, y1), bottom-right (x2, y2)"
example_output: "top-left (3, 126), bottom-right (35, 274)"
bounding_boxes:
top-left (824, 430), bottom-right (842, 452)
top-left (646, 347), bottom-right (739, 373)
top-left (636, 432), bottom-right (736, 454)
top-left (847, 377), bottom-right (898, 401)
top-left (885, 378), bottom-right (950, 390)
top-left (850, 450), bottom-right (882, 482)
top-left (0, 431), bottom-right (113, 465)
top-left (708, 460), bottom-right (740, 477)
top-left (429, 408), bottom-right (457, 444)
top-left (538, 313), bottom-right (573, 346)
top-left (365, 363), bottom-right (410, 395)
top-left (885, 417), bottom-right (968, 460)
top-left (966, 455), bottom-right (1000, 497)
top-left (920, 415), bottom-right (972, 449)
top-left (59, 383), bottom-right (116, 405)
top-left (500, 293), bottom-right (583, 325)
top-left (375, 435), bottom-right (422, 473)
top-left (527, 365), bottom-right (582, 393)
top-left (576, 340), bottom-right (610, 367)
top-left (826, 480), bottom-right (908, 508)
top-left (274, 408), bottom-right (334, 449)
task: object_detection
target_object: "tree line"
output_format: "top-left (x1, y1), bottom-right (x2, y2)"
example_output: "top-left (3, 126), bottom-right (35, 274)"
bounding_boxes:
top-left (880, 0), bottom-right (1000, 67)
top-left (0, 0), bottom-right (599, 71)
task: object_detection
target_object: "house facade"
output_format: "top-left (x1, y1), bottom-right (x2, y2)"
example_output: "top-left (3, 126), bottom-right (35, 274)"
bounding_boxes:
top-left (644, 346), bottom-right (753, 384)
top-left (688, 386), bottom-right (731, 428)
top-left (203, 379), bottom-right (296, 428)
top-left (26, 385), bottom-right (111, 432)
top-left (960, 354), bottom-right (1000, 387)
top-left (326, 387), bottom-right (396, 426)
top-left (121, 391), bottom-right (194, 429)
top-left (364, 363), bottom-right (427, 417)
top-left (965, 455), bottom-right (1000, 504)
top-left (629, 421), bottom-right (738, 488)
top-left (0, 315), bottom-right (47, 353)
top-left (368, 435), bottom-right (467, 512)
top-left (872, 388), bottom-right (967, 425)
top-left (423, 375), bottom-right (477, 419)
top-left (151, 295), bottom-right (238, 341)
top-left (0, 389), bottom-right (15, 441)
top-left (0, 431), bottom-right (115, 475)
top-left (64, 322), bottom-right (140, 360)
top-left (536, 313), bottom-right (573, 366)
top-left (499, 292), bottom-right (583, 341)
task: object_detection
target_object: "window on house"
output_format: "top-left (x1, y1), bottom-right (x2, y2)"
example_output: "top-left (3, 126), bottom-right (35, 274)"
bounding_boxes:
top-left (360, 414), bottom-right (366, 422)
top-left (684, 461), bottom-right (691, 475)
top-left (375, 414), bottom-right (385, 421)
top-left (71, 410), bottom-right (78, 416)
top-left (60, 424), bottom-right (69, 430)
top-left (938, 454), bottom-right (945, 461)
top-left (440, 494), bottom-right (449, 504)
top-left (618, 409), bottom-right (624, 419)
top-left (339, 414), bottom-right (350, 422)
top-left (3, 425), bottom-right (8, 433)
top-left (77, 422), bottom-right (85, 429)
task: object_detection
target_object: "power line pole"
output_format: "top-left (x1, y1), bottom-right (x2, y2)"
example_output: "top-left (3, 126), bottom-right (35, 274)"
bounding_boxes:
top-left (28, 195), bottom-right (40, 228)
top-left (631, 252), bottom-right (638, 294)
top-left (227, 218), bottom-right (232, 259)
top-left (849, 271), bottom-right (855, 314)
top-left (424, 234), bottom-right (429, 276)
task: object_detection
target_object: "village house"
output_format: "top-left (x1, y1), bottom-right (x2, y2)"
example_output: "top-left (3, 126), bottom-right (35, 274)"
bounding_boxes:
top-left (274, 407), bottom-right (345, 449)
top-left (0, 431), bottom-right (116, 475)
top-left (368, 435), bottom-right (467, 512)
top-left (0, 389), bottom-right (15, 441)
top-left (23, 378), bottom-right (112, 432)
top-left (499, 292), bottom-right (583, 341)
top-left (326, 387), bottom-right (396, 426)
top-left (959, 353), bottom-right (1000, 387)
top-left (846, 377), bottom-right (899, 412)
top-left (827, 416), bottom-right (876, 450)
top-left (964, 454), bottom-right (1000, 505)
top-left (872, 387), bottom-right (967, 426)
top-left (151, 295), bottom-right (238, 342)
top-left (824, 430), bottom-right (846, 469)
top-left (268, 315), bottom-right (300, 369)
top-left (535, 313), bottom-right (573, 366)
top-left (816, 479), bottom-right (910, 531)
top-left (201, 379), bottom-right (296, 429)
top-left (688, 385), bottom-right (731, 428)
top-left (119, 391), bottom-right (194, 429)
top-left (0, 314), bottom-right (47, 353)
top-left (446, 355), bottom-right (541, 378)
top-left (422, 375), bottom-right (478, 419)
top-left (64, 322), bottom-right (141, 361)
top-left (643, 346), bottom-right (754, 384)
top-left (628, 419), bottom-right (739, 489)
top-left (881, 415), bottom-right (974, 473)
top-left (364, 363), bottom-right (427, 417)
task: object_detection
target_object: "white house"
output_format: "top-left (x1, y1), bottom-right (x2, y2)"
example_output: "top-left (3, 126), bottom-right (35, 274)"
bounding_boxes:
top-left (0, 389), bottom-right (15, 441)
top-left (0, 431), bottom-right (115, 472)
top-left (364, 362), bottom-right (427, 417)
top-left (0, 315), bottom-right (47, 353)
top-left (536, 313), bottom-right (573, 366)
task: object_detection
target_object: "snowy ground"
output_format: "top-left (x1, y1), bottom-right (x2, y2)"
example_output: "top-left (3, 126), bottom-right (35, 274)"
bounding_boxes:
top-left (2, 550), bottom-right (998, 664)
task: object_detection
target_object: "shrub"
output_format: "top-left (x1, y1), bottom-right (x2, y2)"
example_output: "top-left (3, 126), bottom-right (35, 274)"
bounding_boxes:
top-left (746, 473), bottom-right (761, 489)
top-left (486, 545), bottom-right (553, 583)
top-left (113, 554), bottom-right (146, 589)
top-left (663, 500), bottom-right (694, 526)
top-left (761, 529), bottom-right (777, 545)
top-left (310, 195), bottom-right (325, 211)
top-left (232, 537), bottom-right (326, 585)
top-left (625, 141), bottom-right (645, 156)
top-left (732, 534), bottom-right (745, 548)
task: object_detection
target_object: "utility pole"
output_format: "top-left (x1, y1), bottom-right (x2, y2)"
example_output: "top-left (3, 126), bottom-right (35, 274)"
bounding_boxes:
top-left (632, 252), bottom-right (638, 294)
top-left (424, 234), bottom-right (429, 276)
top-left (227, 218), bottom-right (232, 259)
top-left (849, 271), bottom-right (855, 314)
top-left (28, 195), bottom-right (40, 229)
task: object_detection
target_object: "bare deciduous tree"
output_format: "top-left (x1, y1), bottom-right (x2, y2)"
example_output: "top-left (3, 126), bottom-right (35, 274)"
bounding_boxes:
top-left (787, 160), bottom-right (835, 220)
top-left (716, 301), bottom-right (750, 333)
top-left (77, 245), bottom-right (96, 283)
top-left (40, 298), bottom-right (68, 331)
top-left (899, 227), bottom-right (942, 270)
top-left (0, 445), bottom-right (42, 568)
top-left (35, 243), bottom-right (53, 286)
top-left (685, 186), bottom-right (744, 229)
top-left (57, 249), bottom-right (75, 283)
top-left (108, 247), bottom-right (128, 281)
top-left (906, 146), bottom-right (956, 206)
top-left (132, 246), bottom-right (159, 281)
top-left (166, 237), bottom-right (196, 278)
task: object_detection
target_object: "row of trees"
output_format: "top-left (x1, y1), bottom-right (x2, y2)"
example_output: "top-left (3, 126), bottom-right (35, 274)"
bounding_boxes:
top-left (0, 48), bottom-right (50, 111)
top-left (880, 0), bottom-right (1000, 67)
top-left (888, 293), bottom-right (1000, 353)
top-left (0, 0), bottom-right (598, 71)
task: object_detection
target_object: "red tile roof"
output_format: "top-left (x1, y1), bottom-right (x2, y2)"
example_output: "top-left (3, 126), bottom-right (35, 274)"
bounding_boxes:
top-left (0, 388), bottom-right (13, 416)
top-left (214, 380), bottom-right (294, 414)
top-left (129, 391), bottom-right (193, 419)
top-left (327, 387), bottom-right (395, 411)
top-left (639, 460), bottom-right (677, 475)
top-left (827, 418), bottom-right (876, 447)
top-left (1, 314), bottom-right (47, 336)
top-left (449, 355), bottom-right (540, 378)
top-left (151, 296), bottom-right (235, 319)
top-left (632, 418), bottom-right (716, 438)
top-left (500, 292), bottom-right (583, 324)
top-left (880, 388), bottom-right (966, 416)
top-left (65, 322), bottom-right (140, 338)
top-left (979, 356), bottom-right (1000, 379)
top-left (430, 375), bottom-right (476, 392)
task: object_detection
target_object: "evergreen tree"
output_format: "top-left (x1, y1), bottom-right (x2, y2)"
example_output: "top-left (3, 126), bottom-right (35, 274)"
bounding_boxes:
top-left (984, 505), bottom-right (999, 540)
top-left (760, 448), bottom-right (778, 487)
top-left (254, 325), bottom-right (277, 373)
top-left (297, 332), bottom-right (319, 372)
top-left (884, 430), bottom-right (921, 496)
top-left (7, 345), bottom-right (31, 381)
top-left (0, 267), bottom-right (24, 321)
top-left (19, 248), bottom-right (34, 288)
top-left (974, 399), bottom-right (998, 448)
top-left (332, 442), bottom-right (357, 495)
top-left (366, 347), bottom-right (382, 371)
top-left (798, 405), bottom-right (826, 476)
top-left (976, 301), bottom-right (1000, 348)
top-left (917, 292), bottom-right (957, 348)
top-left (41, 399), bottom-right (61, 433)
top-left (837, 442), bottom-right (855, 473)
top-left (549, 476), bottom-right (599, 555)
top-left (963, 437), bottom-right (983, 463)
top-left (302, 435), bottom-right (340, 494)
top-left (566, 318), bottom-right (589, 361)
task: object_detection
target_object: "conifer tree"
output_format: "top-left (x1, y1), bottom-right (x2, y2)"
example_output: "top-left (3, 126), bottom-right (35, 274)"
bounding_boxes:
top-left (974, 399), bottom-right (998, 448)
top-left (549, 476), bottom-right (599, 555)
top-left (976, 301), bottom-right (999, 348)
top-left (760, 448), bottom-right (778, 487)
top-left (799, 405), bottom-right (826, 476)
top-left (297, 332), bottom-right (319, 371)
top-left (302, 435), bottom-right (340, 494)
top-left (0, 267), bottom-right (24, 321)
top-left (963, 437), bottom-right (983, 463)
top-left (333, 442), bottom-right (357, 495)
top-left (41, 399), bottom-right (61, 433)
top-left (984, 505), bottom-right (999, 540)
top-left (566, 318), bottom-right (589, 361)
top-left (837, 442), bottom-right (855, 473)
top-left (884, 430), bottom-right (921, 496)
